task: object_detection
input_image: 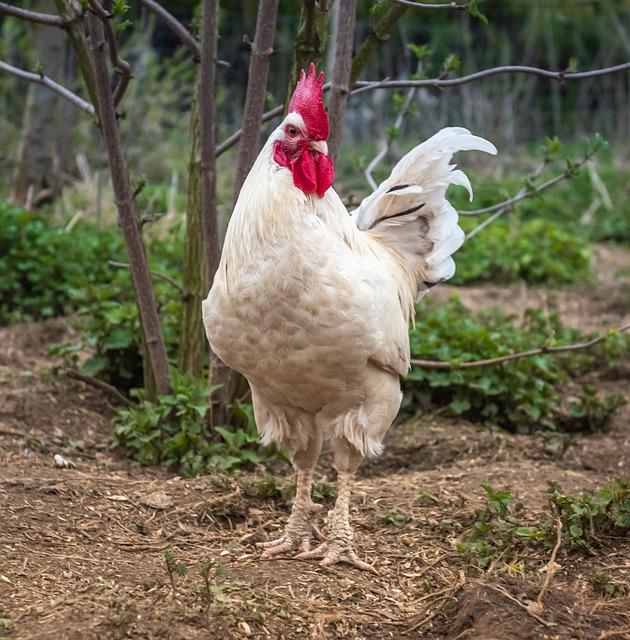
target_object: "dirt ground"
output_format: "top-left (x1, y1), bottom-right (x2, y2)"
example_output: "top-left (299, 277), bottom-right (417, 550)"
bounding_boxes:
top-left (1, 245), bottom-right (629, 640)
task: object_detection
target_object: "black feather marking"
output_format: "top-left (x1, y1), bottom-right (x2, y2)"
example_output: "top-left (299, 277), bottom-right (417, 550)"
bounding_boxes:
top-left (386, 184), bottom-right (411, 193)
top-left (367, 203), bottom-right (425, 231)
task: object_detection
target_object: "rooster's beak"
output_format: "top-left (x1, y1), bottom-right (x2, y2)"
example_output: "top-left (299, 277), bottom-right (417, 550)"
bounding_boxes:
top-left (309, 139), bottom-right (329, 155)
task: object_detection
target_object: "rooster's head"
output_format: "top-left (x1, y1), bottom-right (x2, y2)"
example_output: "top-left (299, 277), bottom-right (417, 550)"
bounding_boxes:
top-left (273, 63), bottom-right (334, 198)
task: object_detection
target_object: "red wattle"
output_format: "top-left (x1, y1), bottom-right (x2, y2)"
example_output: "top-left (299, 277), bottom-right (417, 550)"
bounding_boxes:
top-left (274, 141), bottom-right (334, 198)
top-left (291, 151), bottom-right (317, 195)
top-left (314, 152), bottom-right (335, 197)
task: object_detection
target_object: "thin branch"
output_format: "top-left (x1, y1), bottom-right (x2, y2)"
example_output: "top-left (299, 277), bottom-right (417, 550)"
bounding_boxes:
top-left (0, 1), bottom-right (68, 26)
top-left (354, 62), bottom-right (630, 91)
top-left (391, 0), bottom-right (468, 8)
top-left (0, 59), bottom-right (95, 115)
top-left (533, 517), bottom-right (563, 612)
top-left (137, 0), bottom-right (229, 67)
top-left (350, 1), bottom-right (408, 86)
top-left (462, 153), bottom-right (592, 240)
top-left (216, 62), bottom-right (630, 159)
top-left (107, 260), bottom-right (184, 294)
top-left (460, 169), bottom-right (570, 217)
top-left (365, 70), bottom-right (419, 190)
top-left (139, 0), bottom-right (201, 60)
top-left (66, 368), bottom-right (134, 406)
top-left (87, 0), bottom-right (132, 107)
top-left (409, 323), bottom-right (629, 370)
top-left (215, 104), bottom-right (283, 157)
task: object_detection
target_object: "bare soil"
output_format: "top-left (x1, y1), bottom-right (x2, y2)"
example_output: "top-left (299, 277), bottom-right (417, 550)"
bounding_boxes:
top-left (1, 245), bottom-right (629, 640)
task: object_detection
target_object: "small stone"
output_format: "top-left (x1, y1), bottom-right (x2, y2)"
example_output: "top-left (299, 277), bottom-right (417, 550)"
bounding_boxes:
top-left (53, 453), bottom-right (75, 469)
top-left (141, 490), bottom-right (173, 510)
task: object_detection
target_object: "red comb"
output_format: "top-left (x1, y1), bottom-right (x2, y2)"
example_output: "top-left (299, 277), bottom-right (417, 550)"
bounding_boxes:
top-left (287, 63), bottom-right (329, 141)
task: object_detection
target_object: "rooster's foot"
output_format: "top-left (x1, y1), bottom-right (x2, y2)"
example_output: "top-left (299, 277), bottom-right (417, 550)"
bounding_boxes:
top-left (257, 522), bottom-right (324, 559)
top-left (295, 541), bottom-right (377, 573)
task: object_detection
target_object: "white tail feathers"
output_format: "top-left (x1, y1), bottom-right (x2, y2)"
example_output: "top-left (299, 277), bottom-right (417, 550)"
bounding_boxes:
top-left (351, 127), bottom-right (497, 295)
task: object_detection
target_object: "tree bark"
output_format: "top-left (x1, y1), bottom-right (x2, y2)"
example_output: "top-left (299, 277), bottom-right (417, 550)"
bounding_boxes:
top-left (86, 11), bottom-right (171, 396)
top-left (199, 0), bottom-right (230, 423)
top-left (53, 0), bottom-right (100, 114)
top-left (178, 78), bottom-right (207, 378)
top-left (11, 0), bottom-right (66, 207)
top-left (327, 0), bottom-right (356, 161)
top-left (232, 0), bottom-right (280, 202)
top-left (286, 0), bottom-right (333, 107)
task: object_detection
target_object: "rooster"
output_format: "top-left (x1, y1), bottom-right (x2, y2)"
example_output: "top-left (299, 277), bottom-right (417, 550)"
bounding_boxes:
top-left (203, 64), bottom-right (496, 571)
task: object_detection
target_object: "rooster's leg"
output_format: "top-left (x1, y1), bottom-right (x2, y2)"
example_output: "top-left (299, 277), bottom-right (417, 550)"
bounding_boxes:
top-left (258, 433), bottom-right (322, 558)
top-left (296, 438), bottom-right (376, 573)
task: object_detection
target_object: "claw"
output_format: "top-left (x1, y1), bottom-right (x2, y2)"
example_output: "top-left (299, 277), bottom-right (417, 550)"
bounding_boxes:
top-left (256, 535), bottom-right (288, 549)
top-left (260, 539), bottom-right (298, 559)
top-left (295, 541), bottom-right (377, 573)
top-left (295, 542), bottom-right (328, 560)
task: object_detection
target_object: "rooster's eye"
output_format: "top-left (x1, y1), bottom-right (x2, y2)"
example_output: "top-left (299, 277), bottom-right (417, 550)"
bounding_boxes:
top-left (287, 126), bottom-right (298, 136)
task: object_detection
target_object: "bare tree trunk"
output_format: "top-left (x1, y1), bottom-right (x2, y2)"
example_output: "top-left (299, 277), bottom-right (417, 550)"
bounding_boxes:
top-left (232, 0), bottom-right (280, 202)
top-left (327, 0), bottom-right (356, 161)
top-left (11, 0), bottom-right (65, 207)
top-left (178, 79), bottom-right (206, 378)
top-left (286, 0), bottom-right (333, 106)
top-left (86, 11), bottom-right (171, 397)
top-left (199, 0), bottom-right (230, 423)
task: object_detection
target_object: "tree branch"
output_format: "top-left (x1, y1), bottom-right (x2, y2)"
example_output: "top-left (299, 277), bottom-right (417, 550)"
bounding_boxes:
top-left (0, 1), bottom-right (68, 26)
top-left (354, 62), bottom-right (630, 91)
top-left (391, 0), bottom-right (468, 8)
top-left (216, 62), bottom-right (629, 159)
top-left (409, 323), bottom-right (629, 370)
top-left (327, 0), bottom-right (357, 161)
top-left (137, 0), bottom-right (229, 68)
top-left (107, 260), bottom-right (184, 295)
top-left (139, 0), bottom-right (201, 61)
top-left (232, 0), bottom-right (280, 201)
top-left (462, 151), bottom-right (594, 240)
top-left (86, 10), bottom-right (171, 396)
top-left (0, 59), bottom-right (95, 115)
top-left (87, 0), bottom-right (132, 107)
top-left (350, 2), bottom-right (408, 86)
top-left (365, 68), bottom-right (419, 190)
top-left (66, 368), bottom-right (135, 406)
top-left (215, 104), bottom-right (283, 157)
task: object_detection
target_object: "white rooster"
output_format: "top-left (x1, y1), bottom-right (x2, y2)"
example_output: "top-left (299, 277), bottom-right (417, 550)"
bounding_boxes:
top-left (203, 64), bottom-right (496, 571)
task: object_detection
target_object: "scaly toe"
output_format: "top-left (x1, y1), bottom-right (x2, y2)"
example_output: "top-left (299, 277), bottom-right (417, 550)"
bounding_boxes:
top-left (297, 541), bottom-right (376, 573)
top-left (256, 535), bottom-right (288, 549)
top-left (321, 548), bottom-right (377, 574)
top-left (294, 542), bottom-right (328, 560)
top-left (260, 539), bottom-right (299, 559)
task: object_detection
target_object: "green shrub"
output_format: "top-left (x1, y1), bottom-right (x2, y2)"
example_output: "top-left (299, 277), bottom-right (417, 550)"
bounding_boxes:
top-left (63, 275), bottom-right (182, 392)
top-left (0, 203), bottom-right (123, 324)
top-left (406, 296), bottom-right (626, 433)
top-left (452, 218), bottom-right (592, 285)
top-left (456, 479), bottom-right (630, 568)
top-left (114, 373), bottom-right (263, 476)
